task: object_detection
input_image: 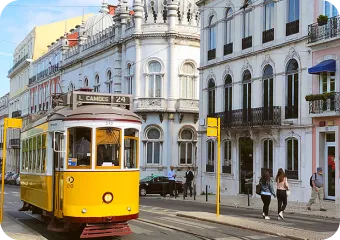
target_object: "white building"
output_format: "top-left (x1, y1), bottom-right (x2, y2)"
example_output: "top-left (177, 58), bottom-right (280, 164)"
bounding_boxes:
top-left (196, 0), bottom-right (316, 203)
top-left (28, 0), bottom-right (201, 179)
top-left (0, 93), bottom-right (9, 170)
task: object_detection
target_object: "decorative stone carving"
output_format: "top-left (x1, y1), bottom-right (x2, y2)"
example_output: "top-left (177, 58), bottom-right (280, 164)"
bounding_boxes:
top-left (180, 100), bottom-right (199, 109)
top-left (261, 54), bottom-right (275, 70)
top-left (140, 98), bottom-right (162, 107)
top-left (240, 59), bottom-right (253, 77)
top-left (284, 47), bottom-right (301, 67)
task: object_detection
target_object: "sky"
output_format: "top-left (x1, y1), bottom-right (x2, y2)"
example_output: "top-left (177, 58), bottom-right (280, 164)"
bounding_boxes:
top-left (0, 0), bottom-right (133, 97)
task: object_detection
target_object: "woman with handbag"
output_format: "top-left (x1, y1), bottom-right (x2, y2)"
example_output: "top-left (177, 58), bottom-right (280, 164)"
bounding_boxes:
top-left (260, 171), bottom-right (276, 220)
top-left (276, 168), bottom-right (289, 220)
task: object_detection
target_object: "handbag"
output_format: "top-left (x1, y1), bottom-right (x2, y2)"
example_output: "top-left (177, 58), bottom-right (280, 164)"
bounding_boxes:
top-left (286, 189), bottom-right (291, 196)
top-left (256, 183), bottom-right (261, 195)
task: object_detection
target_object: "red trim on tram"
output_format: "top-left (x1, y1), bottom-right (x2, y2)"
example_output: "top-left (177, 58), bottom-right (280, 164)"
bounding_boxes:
top-left (63, 213), bottom-right (138, 223)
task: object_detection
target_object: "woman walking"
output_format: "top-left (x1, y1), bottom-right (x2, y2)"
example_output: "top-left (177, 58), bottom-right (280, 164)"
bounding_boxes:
top-left (276, 168), bottom-right (289, 220)
top-left (260, 171), bottom-right (276, 220)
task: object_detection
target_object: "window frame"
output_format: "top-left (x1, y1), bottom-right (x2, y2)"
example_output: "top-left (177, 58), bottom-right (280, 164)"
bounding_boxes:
top-left (224, 75), bottom-right (232, 112)
top-left (222, 140), bottom-right (232, 174)
top-left (127, 64), bottom-right (133, 94)
top-left (207, 79), bottom-right (216, 115)
top-left (225, 8), bottom-right (233, 44)
top-left (206, 139), bottom-right (215, 172)
top-left (285, 59), bottom-right (299, 119)
top-left (287, 0), bottom-right (300, 23)
top-left (94, 74), bottom-right (100, 92)
top-left (208, 15), bottom-right (217, 50)
top-left (147, 61), bottom-right (162, 98)
top-left (243, 10), bottom-right (252, 38)
top-left (124, 135), bottom-right (139, 169)
top-left (179, 129), bottom-right (195, 165)
top-left (264, 0), bottom-right (274, 31)
top-left (319, 72), bottom-right (335, 93)
top-left (262, 139), bottom-right (273, 170)
top-left (285, 137), bottom-right (299, 179)
top-left (180, 63), bottom-right (196, 99)
top-left (145, 127), bottom-right (162, 165)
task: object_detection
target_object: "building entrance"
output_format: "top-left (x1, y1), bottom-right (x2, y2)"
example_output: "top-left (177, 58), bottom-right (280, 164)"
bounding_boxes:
top-left (239, 137), bottom-right (253, 194)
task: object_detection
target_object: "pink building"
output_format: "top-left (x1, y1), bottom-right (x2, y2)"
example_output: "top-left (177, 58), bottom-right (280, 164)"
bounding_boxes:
top-left (307, 1), bottom-right (339, 203)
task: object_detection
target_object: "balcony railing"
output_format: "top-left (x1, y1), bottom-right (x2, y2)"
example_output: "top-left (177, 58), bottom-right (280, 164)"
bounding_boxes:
top-left (286, 20), bottom-right (299, 36)
top-left (262, 28), bottom-right (274, 43)
top-left (10, 139), bottom-right (20, 148)
top-left (308, 92), bottom-right (340, 114)
top-left (308, 15), bottom-right (340, 43)
top-left (29, 75), bottom-right (37, 85)
top-left (29, 63), bottom-right (59, 85)
top-left (208, 49), bottom-right (216, 61)
top-left (212, 106), bottom-right (281, 128)
top-left (242, 36), bottom-right (252, 50)
top-left (223, 43), bottom-right (233, 55)
top-left (12, 110), bottom-right (22, 118)
top-left (285, 105), bottom-right (298, 119)
top-left (285, 170), bottom-right (298, 180)
top-left (8, 54), bottom-right (29, 75)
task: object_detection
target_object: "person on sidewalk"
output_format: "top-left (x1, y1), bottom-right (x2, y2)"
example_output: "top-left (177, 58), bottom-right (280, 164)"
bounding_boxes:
top-left (276, 168), bottom-right (289, 220)
top-left (184, 167), bottom-right (194, 197)
top-left (260, 171), bottom-right (276, 220)
top-left (307, 167), bottom-right (326, 211)
top-left (168, 166), bottom-right (176, 197)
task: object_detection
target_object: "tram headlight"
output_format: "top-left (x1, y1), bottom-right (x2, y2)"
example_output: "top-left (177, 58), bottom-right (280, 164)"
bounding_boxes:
top-left (127, 206), bottom-right (131, 211)
top-left (103, 192), bottom-right (114, 204)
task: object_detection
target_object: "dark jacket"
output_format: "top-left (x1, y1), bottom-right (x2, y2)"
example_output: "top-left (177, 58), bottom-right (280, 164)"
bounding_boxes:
top-left (260, 179), bottom-right (276, 197)
top-left (185, 170), bottom-right (194, 182)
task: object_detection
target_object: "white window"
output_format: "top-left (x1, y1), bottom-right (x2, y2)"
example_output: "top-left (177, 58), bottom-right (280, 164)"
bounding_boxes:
top-left (264, 0), bottom-right (274, 31)
top-left (148, 61), bottom-right (162, 97)
top-left (263, 139), bottom-right (273, 170)
top-left (320, 72), bottom-right (335, 93)
top-left (225, 8), bottom-right (233, 44)
top-left (243, 10), bottom-right (252, 38)
top-left (325, 1), bottom-right (338, 18)
top-left (179, 129), bottom-right (195, 165)
top-left (94, 74), bottom-right (100, 92)
top-left (286, 137), bottom-right (299, 179)
top-left (222, 140), bottom-right (232, 174)
top-left (287, 0), bottom-right (299, 22)
top-left (145, 128), bottom-right (162, 165)
top-left (208, 16), bottom-right (217, 50)
top-left (127, 64), bottom-right (133, 94)
top-left (181, 63), bottom-right (195, 99)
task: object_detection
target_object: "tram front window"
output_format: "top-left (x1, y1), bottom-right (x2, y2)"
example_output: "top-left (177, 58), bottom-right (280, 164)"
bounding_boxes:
top-left (68, 127), bottom-right (92, 167)
top-left (124, 128), bottom-right (139, 169)
top-left (96, 128), bottom-right (120, 167)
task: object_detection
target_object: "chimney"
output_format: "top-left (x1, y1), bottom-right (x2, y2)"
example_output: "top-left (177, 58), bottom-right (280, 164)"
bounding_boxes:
top-left (108, 5), bottom-right (117, 15)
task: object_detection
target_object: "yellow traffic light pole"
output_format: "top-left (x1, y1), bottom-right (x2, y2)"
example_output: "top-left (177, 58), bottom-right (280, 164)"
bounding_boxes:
top-left (206, 117), bottom-right (221, 217)
top-left (0, 118), bottom-right (22, 223)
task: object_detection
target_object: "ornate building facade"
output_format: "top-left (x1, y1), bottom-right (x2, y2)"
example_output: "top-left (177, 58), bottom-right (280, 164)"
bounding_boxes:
top-left (28, 0), bottom-right (200, 178)
top-left (196, 0), bottom-right (317, 203)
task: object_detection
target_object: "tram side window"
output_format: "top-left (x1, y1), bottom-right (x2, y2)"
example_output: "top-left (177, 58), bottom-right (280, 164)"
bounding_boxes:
top-left (96, 127), bottom-right (120, 167)
top-left (41, 134), bottom-right (46, 172)
top-left (32, 137), bottom-right (37, 171)
top-left (22, 140), bottom-right (28, 172)
top-left (124, 128), bottom-right (139, 169)
top-left (68, 127), bottom-right (92, 167)
top-left (37, 135), bottom-right (42, 172)
top-left (28, 138), bottom-right (32, 172)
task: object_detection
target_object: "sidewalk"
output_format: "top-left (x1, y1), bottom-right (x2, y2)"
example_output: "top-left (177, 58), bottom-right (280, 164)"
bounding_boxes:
top-left (0, 213), bottom-right (46, 240)
top-left (157, 194), bottom-right (340, 219)
top-left (177, 211), bottom-right (338, 240)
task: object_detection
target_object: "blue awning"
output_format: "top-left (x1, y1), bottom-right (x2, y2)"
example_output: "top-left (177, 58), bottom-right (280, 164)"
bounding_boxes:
top-left (308, 59), bottom-right (336, 75)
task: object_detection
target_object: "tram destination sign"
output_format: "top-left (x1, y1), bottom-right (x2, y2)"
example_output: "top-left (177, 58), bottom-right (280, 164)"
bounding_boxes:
top-left (76, 94), bottom-right (130, 105)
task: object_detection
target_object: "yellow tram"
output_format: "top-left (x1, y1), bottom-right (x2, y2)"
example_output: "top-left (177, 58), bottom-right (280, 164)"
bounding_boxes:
top-left (18, 91), bottom-right (141, 238)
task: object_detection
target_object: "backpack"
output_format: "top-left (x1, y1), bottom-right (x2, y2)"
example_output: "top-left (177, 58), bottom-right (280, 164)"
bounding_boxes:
top-left (309, 173), bottom-right (317, 187)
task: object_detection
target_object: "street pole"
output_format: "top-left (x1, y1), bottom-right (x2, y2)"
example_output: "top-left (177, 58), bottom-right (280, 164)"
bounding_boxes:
top-left (217, 117), bottom-right (221, 217)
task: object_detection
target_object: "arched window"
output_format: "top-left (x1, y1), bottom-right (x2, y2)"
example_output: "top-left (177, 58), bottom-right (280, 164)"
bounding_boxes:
top-left (286, 137), bottom-right (299, 179)
top-left (224, 75), bottom-right (232, 112)
top-left (179, 129), bottom-right (195, 165)
top-left (84, 78), bottom-right (88, 87)
top-left (207, 79), bottom-right (215, 115)
top-left (206, 140), bottom-right (215, 172)
top-left (148, 61), bottom-right (162, 97)
top-left (208, 16), bottom-right (216, 51)
top-left (107, 70), bottom-right (112, 93)
top-left (181, 63), bottom-right (195, 99)
top-left (242, 70), bottom-right (252, 122)
top-left (263, 139), bottom-right (273, 174)
top-left (223, 140), bottom-right (232, 173)
top-left (263, 65), bottom-right (274, 121)
top-left (127, 64), bottom-right (133, 94)
top-left (285, 59), bottom-right (299, 119)
top-left (145, 127), bottom-right (162, 165)
top-left (225, 8), bottom-right (233, 46)
top-left (94, 74), bottom-right (100, 92)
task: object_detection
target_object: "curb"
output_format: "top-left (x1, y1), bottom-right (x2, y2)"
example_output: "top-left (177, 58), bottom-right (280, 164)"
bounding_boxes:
top-left (147, 196), bottom-right (339, 220)
top-left (3, 212), bottom-right (47, 240)
top-left (176, 213), bottom-right (309, 240)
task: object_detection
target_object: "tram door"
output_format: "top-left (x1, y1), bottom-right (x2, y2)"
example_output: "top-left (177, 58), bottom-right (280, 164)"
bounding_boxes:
top-left (53, 132), bottom-right (64, 218)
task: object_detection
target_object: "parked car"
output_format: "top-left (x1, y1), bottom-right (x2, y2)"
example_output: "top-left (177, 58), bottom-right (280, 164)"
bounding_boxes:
top-left (139, 175), bottom-right (183, 197)
top-left (4, 172), bottom-right (14, 184)
top-left (8, 173), bottom-right (19, 185)
top-left (16, 176), bottom-right (20, 186)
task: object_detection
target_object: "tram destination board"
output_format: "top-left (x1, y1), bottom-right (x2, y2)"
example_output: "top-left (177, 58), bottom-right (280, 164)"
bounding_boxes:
top-left (76, 94), bottom-right (130, 105)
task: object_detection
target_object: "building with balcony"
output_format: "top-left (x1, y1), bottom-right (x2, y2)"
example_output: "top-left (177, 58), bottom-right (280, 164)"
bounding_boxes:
top-left (305, 0), bottom-right (340, 203)
top-left (196, 0), bottom-right (316, 203)
top-left (7, 15), bottom-right (93, 174)
top-left (27, 0), bottom-right (200, 178)
top-left (0, 93), bottom-right (9, 168)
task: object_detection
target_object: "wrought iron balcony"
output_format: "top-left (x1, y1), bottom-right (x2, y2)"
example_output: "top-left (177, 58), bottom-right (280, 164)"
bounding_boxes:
top-left (242, 36), bottom-right (252, 50)
top-left (307, 92), bottom-right (340, 114)
top-left (29, 75), bottom-right (37, 85)
top-left (286, 20), bottom-right (299, 36)
top-left (8, 54), bottom-right (29, 76)
top-left (308, 15), bottom-right (340, 44)
top-left (212, 106), bottom-right (281, 129)
top-left (30, 63), bottom-right (60, 85)
top-left (9, 139), bottom-right (20, 148)
top-left (262, 28), bottom-right (274, 43)
top-left (207, 49), bottom-right (216, 61)
top-left (285, 105), bottom-right (298, 119)
top-left (223, 43), bottom-right (233, 55)
top-left (12, 110), bottom-right (22, 118)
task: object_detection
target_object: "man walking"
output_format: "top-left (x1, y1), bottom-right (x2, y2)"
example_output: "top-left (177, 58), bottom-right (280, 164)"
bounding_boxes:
top-left (168, 166), bottom-right (176, 197)
top-left (184, 167), bottom-right (194, 197)
top-left (307, 167), bottom-right (326, 211)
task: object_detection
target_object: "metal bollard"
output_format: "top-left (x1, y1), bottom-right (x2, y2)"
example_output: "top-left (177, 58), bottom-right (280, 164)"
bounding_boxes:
top-left (175, 181), bottom-right (177, 199)
top-left (194, 184), bottom-right (196, 200)
top-left (163, 183), bottom-right (166, 198)
top-left (183, 183), bottom-right (186, 200)
top-left (206, 185), bottom-right (208, 202)
top-left (247, 188), bottom-right (250, 206)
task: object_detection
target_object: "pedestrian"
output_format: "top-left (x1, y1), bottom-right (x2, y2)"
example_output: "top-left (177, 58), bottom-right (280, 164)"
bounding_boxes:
top-left (168, 166), bottom-right (176, 197)
top-left (260, 171), bottom-right (276, 220)
top-left (306, 167), bottom-right (326, 211)
top-left (276, 168), bottom-right (289, 220)
top-left (184, 167), bottom-right (194, 197)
